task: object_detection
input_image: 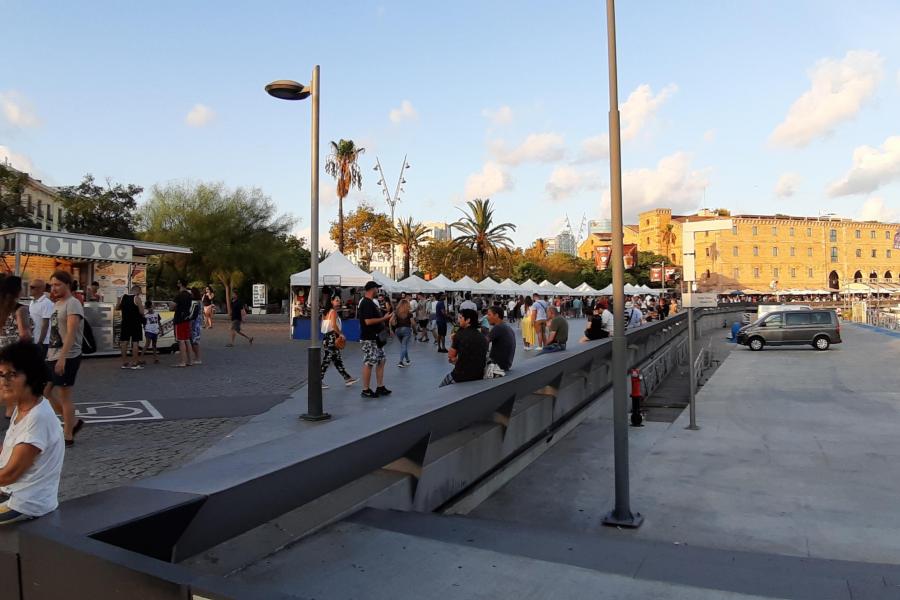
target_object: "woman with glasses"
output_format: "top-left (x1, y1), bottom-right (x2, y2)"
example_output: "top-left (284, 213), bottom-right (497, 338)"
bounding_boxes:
top-left (0, 340), bottom-right (64, 525)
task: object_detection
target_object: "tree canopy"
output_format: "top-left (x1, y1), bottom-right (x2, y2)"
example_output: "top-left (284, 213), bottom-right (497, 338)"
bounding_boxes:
top-left (0, 165), bottom-right (37, 228)
top-left (58, 174), bottom-right (142, 239)
top-left (329, 202), bottom-right (392, 271)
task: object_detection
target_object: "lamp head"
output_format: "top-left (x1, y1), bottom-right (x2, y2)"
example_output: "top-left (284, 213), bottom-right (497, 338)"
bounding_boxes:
top-left (265, 80), bottom-right (311, 101)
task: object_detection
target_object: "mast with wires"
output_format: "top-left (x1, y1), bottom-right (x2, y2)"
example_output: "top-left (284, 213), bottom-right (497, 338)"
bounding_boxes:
top-left (372, 155), bottom-right (411, 279)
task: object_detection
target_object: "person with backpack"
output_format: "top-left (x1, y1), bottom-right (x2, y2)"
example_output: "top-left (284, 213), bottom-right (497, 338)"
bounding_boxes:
top-left (117, 285), bottom-right (145, 370)
top-left (44, 270), bottom-right (85, 447)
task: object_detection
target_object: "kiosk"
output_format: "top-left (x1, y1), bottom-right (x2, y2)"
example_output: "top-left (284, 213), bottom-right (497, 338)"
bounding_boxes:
top-left (1, 227), bottom-right (191, 355)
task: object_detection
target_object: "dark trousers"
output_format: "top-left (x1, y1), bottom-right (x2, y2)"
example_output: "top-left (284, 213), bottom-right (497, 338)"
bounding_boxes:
top-left (321, 332), bottom-right (351, 379)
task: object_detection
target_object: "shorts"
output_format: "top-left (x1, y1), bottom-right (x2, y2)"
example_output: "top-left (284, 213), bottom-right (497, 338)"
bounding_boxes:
top-left (120, 326), bottom-right (143, 343)
top-left (47, 355), bottom-right (82, 388)
top-left (417, 319), bottom-right (428, 329)
top-left (437, 321), bottom-right (448, 336)
top-left (230, 320), bottom-right (242, 332)
top-left (144, 331), bottom-right (158, 342)
top-left (191, 319), bottom-right (202, 343)
top-left (361, 340), bottom-right (385, 366)
top-left (175, 321), bottom-right (191, 342)
top-left (39, 344), bottom-right (48, 361)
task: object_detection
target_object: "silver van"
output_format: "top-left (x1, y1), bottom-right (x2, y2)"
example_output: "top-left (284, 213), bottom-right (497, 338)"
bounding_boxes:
top-left (736, 309), bottom-right (841, 351)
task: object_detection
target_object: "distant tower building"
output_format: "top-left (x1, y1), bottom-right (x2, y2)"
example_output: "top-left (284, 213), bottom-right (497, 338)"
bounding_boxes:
top-left (555, 230), bottom-right (577, 256)
top-left (422, 221), bottom-right (452, 242)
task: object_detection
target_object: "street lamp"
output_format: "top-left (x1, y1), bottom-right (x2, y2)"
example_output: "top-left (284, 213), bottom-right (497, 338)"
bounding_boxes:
top-left (373, 156), bottom-right (411, 279)
top-left (266, 66), bottom-right (330, 422)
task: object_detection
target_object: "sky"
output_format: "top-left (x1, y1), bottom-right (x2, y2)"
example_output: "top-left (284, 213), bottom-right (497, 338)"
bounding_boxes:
top-left (3, 0), bottom-right (900, 250)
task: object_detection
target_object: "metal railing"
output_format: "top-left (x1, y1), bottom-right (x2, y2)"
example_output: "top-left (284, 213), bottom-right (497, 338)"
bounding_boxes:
top-left (866, 308), bottom-right (900, 331)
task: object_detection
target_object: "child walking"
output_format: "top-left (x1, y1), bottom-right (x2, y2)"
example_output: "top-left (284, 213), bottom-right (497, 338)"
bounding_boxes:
top-left (142, 301), bottom-right (160, 363)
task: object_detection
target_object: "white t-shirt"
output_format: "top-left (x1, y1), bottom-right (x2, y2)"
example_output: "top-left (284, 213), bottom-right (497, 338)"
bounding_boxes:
top-left (532, 300), bottom-right (549, 321)
top-left (601, 309), bottom-right (615, 335)
top-left (144, 312), bottom-right (160, 335)
top-left (626, 308), bottom-right (643, 329)
top-left (29, 295), bottom-right (54, 344)
top-left (0, 399), bottom-right (64, 517)
top-left (321, 313), bottom-right (342, 334)
top-left (460, 300), bottom-right (477, 311)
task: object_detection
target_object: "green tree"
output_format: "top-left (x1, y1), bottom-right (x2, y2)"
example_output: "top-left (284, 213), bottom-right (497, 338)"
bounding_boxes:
top-left (59, 174), bottom-right (142, 238)
top-left (329, 202), bottom-right (392, 272)
top-left (631, 251), bottom-right (669, 285)
top-left (417, 239), bottom-right (477, 279)
top-left (451, 198), bottom-right (516, 279)
top-left (0, 165), bottom-right (37, 228)
top-left (388, 217), bottom-right (430, 279)
top-left (140, 181), bottom-right (297, 313)
top-left (513, 261), bottom-right (547, 283)
top-left (324, 139), bottom-right (365, 254)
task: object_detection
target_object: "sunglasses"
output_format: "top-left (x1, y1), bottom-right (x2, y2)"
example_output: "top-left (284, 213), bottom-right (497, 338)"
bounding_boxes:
top-left (0, 370), bottom-right (20, 382)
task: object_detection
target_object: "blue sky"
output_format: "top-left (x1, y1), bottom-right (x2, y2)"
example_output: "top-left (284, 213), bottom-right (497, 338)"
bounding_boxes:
top-left (3, 0), bottom-right (900, 249)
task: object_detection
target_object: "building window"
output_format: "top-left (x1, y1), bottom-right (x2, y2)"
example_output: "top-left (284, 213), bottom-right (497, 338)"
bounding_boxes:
top-left (831, 247), bottom-right (838, 262)
top-left (870, 230), bottom-right (876, 239)
top-left (807, 247), bottom-right (813, 257)
top-left (704, 231), bottom-right (708, 238)
top-left (772, 226), bottom-right (778, 236)
top-left (647, 237), bottom-right (650, 245)
top-left (773, 267), bottom-right (780, 278)
top-left (752, 246), bottom-right (759, 256)
top-left (830, 229), bottom-right (837, 242)
top-left (705, 247), bottom-right (710, 257)
top-left (789, 227), bottom-right (795, 236)
top-left (807, 268), bottom-right (814, 278)
top-left (790, 268), bottom-right (796, 278)
top-left (887, 230), bottom-right (892, 240)
top-left (753, 267), bottom-right (760, 278)
top-left (889, 249), bottom-right (893, 258)
top-left (872, 249), bottom-right (877, 258)
top-left (790, 246), bottom-right (795, 257)
top-left (855, 229), bottom-right (861, 239)
top-left (752, 225), bottom-right (758, 236)
top-left (806, 227), bottom-right (812, 236)
top-left (772, 247), bottom-right (778, 257)
top-left (732, 225), bottom-right (737, 235)
top-left (732, 246), bottom-right (738, 257)
top-left (855, 249), bottom-right (862, 258)
top-left (733, 268), bottom-right (740, 279)
top-left (646, 219), bottom-right (650, 226)
top-left (705, 269), bottom-right (711, 279)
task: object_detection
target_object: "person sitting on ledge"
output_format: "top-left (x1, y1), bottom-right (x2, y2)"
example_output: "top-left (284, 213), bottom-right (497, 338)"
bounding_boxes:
top-left (0, 340), bottom-right (64, 525)
top-left (440, 308), bottom-right (487, 387)
top-left (538, 305), bottom-right (569, 354)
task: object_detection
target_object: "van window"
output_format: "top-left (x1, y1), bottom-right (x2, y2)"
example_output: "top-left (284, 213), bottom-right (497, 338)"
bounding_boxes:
top-left (763, 314), bottom-right (783, 327)
top-left (810, 312), bottom-right (832, 325)
top-left (785, 312), bottom-right (811, 325)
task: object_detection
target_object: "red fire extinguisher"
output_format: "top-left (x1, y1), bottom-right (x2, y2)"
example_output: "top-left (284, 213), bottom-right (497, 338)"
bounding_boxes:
top-left (630, 368), bottom-right (644, 427)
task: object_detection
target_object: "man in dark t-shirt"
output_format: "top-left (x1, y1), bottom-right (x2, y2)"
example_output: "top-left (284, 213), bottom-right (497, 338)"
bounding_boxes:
top-left (538, 305), bottom-right (569, 354)
top-left (173, 280), bottom-right (194, 364)
top-left (486, 306), bottom-right (516, 372)
top-left (227, 291), bottom-right (253, 347)
top-left (435, 293), bottom-right (448, 353)
top-left (358, 281), bottom-right (393, 398)
top-left (440, 308), bottom-right (487, 387)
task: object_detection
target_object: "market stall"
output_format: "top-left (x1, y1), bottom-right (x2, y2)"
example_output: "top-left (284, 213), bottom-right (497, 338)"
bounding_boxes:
top-left (1, 227), bottom-right (191, 355)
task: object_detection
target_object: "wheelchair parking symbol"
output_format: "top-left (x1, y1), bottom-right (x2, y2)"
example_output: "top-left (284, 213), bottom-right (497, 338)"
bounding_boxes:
top-left (75, 400), bottom-right (163, 423)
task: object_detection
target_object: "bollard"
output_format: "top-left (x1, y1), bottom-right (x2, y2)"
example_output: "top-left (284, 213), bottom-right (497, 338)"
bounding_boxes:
top-left (630, 368), bottom-right (644, 427)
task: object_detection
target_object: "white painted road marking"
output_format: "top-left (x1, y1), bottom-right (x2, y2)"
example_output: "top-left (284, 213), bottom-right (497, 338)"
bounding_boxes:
top-left (75, 400), bottom-right (163, 423)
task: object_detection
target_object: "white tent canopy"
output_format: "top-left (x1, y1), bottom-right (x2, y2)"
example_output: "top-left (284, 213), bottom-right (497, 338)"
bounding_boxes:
top-left (371, 271), bottom-right (410, 294)
top-left (499, 278), bottom-right (522, 295)
top-left (399, 274), bottom-right (440, 293)
top-left (290, 252), bottom-right (372, 287)
top-left (428, 273), bottom-right (460, 291)
top-left (555, 281), bottom-right (575, 294)
top-left (575, 282), bottom-right (599, 296)
top-left (519, 279), bottom-right (539, 294)
top-left (455, 275), bottom-right (480, 292)
top-left (475, 277), bottom-right (500, 294)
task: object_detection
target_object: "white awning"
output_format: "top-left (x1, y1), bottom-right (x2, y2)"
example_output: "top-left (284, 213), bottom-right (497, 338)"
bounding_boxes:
top-left (290, 252), bottom-right (373, 287)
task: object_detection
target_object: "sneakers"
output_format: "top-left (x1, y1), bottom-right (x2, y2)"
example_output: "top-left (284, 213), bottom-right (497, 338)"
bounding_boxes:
top-left (404, 359), bottom-right (412, 367)
top-left (361, 388), bottom-right (378, 399)
top-left (438, 348), bottom-right (448, 353)
top-left (344, 377), bottom-right (359, 386)
top-left (376, 386), bottom-right (392, 396)
top-left (398, 362), bottom-right (407, 368)
top-left (130, 364), bottom-right (144, 370)
top-left (322, 383), bottom-right (330, 389)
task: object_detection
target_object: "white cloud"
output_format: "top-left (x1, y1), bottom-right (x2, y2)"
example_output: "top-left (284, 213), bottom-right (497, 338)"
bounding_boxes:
top-left (464, 161), bottom-right (513, 199)
top-left (859, 197), bottom-right (899, 222)
top-left (481, 105), bottom-right (513, 126)
top-left (185, 104), bottom-right (215, 127)
top-left (620, 83), bottom-right (677, 141)
top-left (577, 134), bottom-right (609, 162)
top-left (0, 145), bottom-right (34, 173)
top-left (828, 136), bottom-right (900, 196)
top-left (490, 132), bottom-right (565, 166)
top-left (602, 152), bottom-right (710, 220)
top-left (703, 129), bottom-right (717, 143)
top-left (545, 166), bottom-right (603, 201)
top-left (774, 172), bottom-right (801, 198)
top-left (770, 50), bottom-right (883, 147)
top-left (0, 91), bottom-right (41, 128)
top-left (389, 100), bottom-right (418, 124)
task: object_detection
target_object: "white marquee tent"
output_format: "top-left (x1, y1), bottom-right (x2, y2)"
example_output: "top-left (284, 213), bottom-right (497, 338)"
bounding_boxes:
top-left (499, 278), bottom-right (523, 295)
top-left (455, 275), bottom-right (480, 292)
top-left (290, 252), bottom-right (373, 287)
top-left (428, 274), bottom-right (461, 291)
top-left (371, 271), bottom-right (410, 294)
top-left (475, 277), bottom-right (501, 294)
top-left (399, 274), bottom-right (440, 293)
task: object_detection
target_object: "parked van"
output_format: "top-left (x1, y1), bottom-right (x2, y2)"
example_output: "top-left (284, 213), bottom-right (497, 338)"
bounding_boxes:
top-left (741, 303), bottom-right (812, 324)
top-left (736, 309), bottom-right (841, 351)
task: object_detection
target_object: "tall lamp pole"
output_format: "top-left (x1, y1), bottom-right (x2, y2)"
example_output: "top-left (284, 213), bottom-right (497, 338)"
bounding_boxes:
top-left (373, 155), bottom-right (411, 279)
top-left (602, 0), bottom-right (642, 529)
top-left (266, 66), bottom-right (331, 422)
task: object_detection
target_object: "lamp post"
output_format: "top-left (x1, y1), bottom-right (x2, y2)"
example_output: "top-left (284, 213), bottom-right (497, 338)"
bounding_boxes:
top-left (602, 0), bottom-right (642, 529)
top-left (373, 156), bottom-right (411, 279)
top-left (266, 66), bottom-right (331, 422)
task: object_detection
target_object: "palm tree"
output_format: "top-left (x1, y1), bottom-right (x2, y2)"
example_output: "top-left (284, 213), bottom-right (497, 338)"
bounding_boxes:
top-left (451, 198), bottom-right (516, 279)
top-left (389, 217), bottom-right (431, 279)
top-left (662, 223), bottom-right (676, 263)
top-left (318, 248), bottom-right (331, 262)
top-left (324, 139), bottom-right (365, 254)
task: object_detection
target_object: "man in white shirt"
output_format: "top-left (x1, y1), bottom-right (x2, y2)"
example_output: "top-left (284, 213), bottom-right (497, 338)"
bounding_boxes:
top-left (27, 280), bottom-right (53, 360)
top-left (625, 301), bottom-right (643, 329)
top-left (459, 292), bottom-right (477, 312)
top-left (531, 293), bottom-right (549, 349)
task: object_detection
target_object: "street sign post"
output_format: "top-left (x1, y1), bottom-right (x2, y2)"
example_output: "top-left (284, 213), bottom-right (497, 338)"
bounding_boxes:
top-left (682, 292), bottom-right (717, 308)
top-left (252, 284), bottom-right (267, 308)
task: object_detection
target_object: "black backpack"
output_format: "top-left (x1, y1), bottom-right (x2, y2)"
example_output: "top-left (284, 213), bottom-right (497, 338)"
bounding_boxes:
top-left (81, 319), bottom-right (97, 355)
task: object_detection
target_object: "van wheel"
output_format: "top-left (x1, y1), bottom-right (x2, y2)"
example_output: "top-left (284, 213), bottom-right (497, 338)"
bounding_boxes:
top-left (748, 337), bottom-right (764, 351)
top-left (813, 336), bottom-right (830, 351)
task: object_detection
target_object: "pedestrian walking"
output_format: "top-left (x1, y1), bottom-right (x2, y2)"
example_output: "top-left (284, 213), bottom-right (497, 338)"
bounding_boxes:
top-left (415, 294), bottom-right (429, 342)
top-left (0, 340), bottom-right (65, 525)
top-left (435, 293), bottom-right (449, 353)
top-left (391, 299), bottom-right (414, 367)
top-left (227, 291), bottom-right (253, 347)
top-left (320, 296), bottom-right (357, 389)
top-left (202, 286), bottom-right (216, 329)
top-left (189, 288), bottom-right (203, 365)
top-left (521, 296), bottom-right (535, 350)
top-left (142, 301), bottom-right (160, 363)
top-left (27, 280), bottom-right (52, 361)
top-left (439, 308), bottom-right (487, 387)
top-left (117, 285), bottom-right (145, 370)
top-left (44, 270), bottom-right (85, 447)
top-left (358, 281), bottom-right (392, 398)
